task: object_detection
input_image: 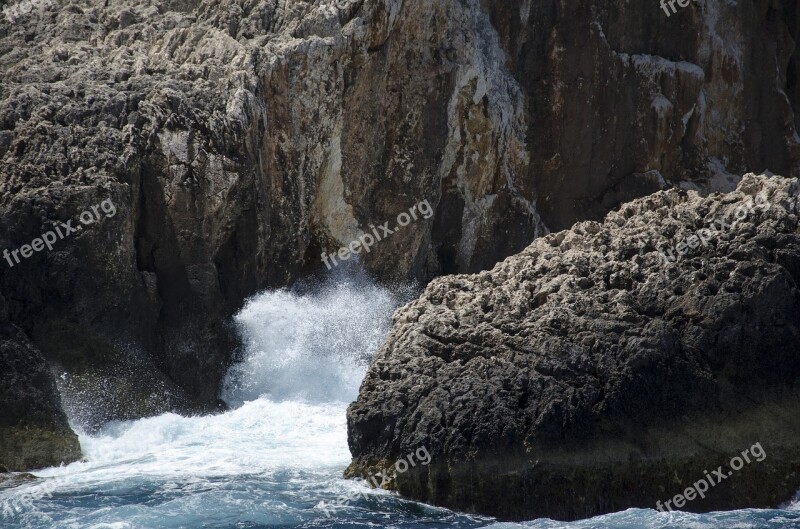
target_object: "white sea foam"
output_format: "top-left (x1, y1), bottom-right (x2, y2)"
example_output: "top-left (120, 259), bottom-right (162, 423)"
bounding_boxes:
top-left (51, 268), bottom-right (410, 481)
top-left (221, 266), bottom-right (410, 405)
top-left (0, 268), bottom-right (417, 528)
top-left (3, 268), bottom-right (798, 529)
top-left (20, 397), bottom-right (352, 510)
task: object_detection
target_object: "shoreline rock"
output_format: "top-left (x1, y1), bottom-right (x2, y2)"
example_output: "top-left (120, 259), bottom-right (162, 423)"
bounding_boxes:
top-left (1, 0), bottom-right (799, 468)
top-left (347, 174), bottom-right (800, 520)
top-left (0, 322), bottom-right (81, 471)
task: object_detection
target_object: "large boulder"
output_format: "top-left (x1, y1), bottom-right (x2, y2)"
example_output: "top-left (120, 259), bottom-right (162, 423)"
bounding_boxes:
top-left (0, 320), bottom-right (81, 471)
top-left (347, 174), bottom-right (800, 521)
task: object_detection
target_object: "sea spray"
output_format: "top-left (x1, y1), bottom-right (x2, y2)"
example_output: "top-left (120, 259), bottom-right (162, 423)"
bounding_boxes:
top-left (222, 265), bottom-right (416, 406)
top-left (1, 268), bottom-right (800, 527)
top-left (0, 266), bottom-right (420, 527)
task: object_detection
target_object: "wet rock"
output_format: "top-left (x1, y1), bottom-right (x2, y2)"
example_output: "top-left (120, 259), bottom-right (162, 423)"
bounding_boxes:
top-left (0, 323), bottom-right (81, 471)
top-left (347, 174), bottom-right (800, 520)
top-left (0, 0), bottom-right (799, 467)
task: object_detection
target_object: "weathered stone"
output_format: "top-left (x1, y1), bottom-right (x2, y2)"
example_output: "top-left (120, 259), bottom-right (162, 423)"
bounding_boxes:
top-left (0, 323), bottom-right (81, 471)
top-left (347, 174), bottom-right (800, 521)
top-left (491, 0), bottom-right (800, 230)
top-left (0, 0), bottom-right (799, 468)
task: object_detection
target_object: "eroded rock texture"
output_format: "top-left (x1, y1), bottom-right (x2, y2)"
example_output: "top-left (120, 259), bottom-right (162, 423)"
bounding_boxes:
top-left (346, 174), bottom-right (800, 520)
top-left (0, 0), bottom-right (799, 467)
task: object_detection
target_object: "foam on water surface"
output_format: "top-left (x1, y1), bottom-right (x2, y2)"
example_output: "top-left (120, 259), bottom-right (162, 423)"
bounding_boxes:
top-left (2, 268), bottom-right (799, 528)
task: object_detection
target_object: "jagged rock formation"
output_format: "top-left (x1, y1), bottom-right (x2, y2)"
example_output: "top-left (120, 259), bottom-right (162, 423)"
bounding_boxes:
top-left (346, 174), bottom-right (800, 520)
top-left (0, 0), bottom-right (799, 468)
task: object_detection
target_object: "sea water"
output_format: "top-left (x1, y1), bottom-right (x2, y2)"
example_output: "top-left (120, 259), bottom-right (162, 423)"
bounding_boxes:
top-left (2, 270), bottom-right (799, 528)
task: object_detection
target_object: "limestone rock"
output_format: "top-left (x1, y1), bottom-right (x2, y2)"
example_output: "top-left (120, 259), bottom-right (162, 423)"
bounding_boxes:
top-left (1, 0), bottom-right (799, 466)
top-left (492, 0), bottom-right (800, 230)
top-left (346, 174), bottom-right (800, 520)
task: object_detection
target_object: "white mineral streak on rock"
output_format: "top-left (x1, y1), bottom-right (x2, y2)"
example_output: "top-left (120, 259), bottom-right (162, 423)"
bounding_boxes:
top-left (314, 119), bottom-right (362, 247)
top-left (438, 0), bottom-right (546, 269)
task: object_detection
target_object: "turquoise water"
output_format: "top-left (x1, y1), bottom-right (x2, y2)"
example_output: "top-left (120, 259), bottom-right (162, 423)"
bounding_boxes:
top-left (2, 273), bottom-right (799, 529)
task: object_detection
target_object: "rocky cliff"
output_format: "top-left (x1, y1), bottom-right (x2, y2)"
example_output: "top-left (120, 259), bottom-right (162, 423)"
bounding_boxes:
top-left (346, 174), bottom-right (800, 520)
top-left (0, 0), bottom-right (799, 469)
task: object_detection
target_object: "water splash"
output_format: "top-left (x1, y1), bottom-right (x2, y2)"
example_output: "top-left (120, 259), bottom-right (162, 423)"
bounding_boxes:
top-left (4, 268), bottom-right (798, 528)
top-left (0, 267), bottom-right (429, 528)
top-left (222, 266), bottom-right (415, 406)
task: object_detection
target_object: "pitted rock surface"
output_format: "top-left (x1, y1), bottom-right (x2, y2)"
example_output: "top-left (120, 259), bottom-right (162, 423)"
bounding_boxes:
top-left (0, 322), bottom-right (81, 470)
top-left (1, 0), bottom-right (800, 469)
top-left (347, 174), bottom-right (800, 520)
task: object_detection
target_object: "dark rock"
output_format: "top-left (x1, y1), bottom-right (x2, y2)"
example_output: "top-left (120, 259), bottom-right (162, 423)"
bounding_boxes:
top-left (490, 0), bottom-right (800, 231)
top-left (347, 174), bottom-right (800, 521)
top-left (0, 472), bottom-right (37, 492)
top-left (1, 0), bottom-right (799, 467)
top-left (0, 323), bottom-right (81, 471)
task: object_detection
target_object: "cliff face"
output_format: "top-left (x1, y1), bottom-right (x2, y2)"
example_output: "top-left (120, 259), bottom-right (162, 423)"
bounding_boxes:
top-left (491, 0), bottom-right (800, 230)
top-left (0, 0), bottom-right (798, 468)
top-left (346, 174), bottom-right (800, 520)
